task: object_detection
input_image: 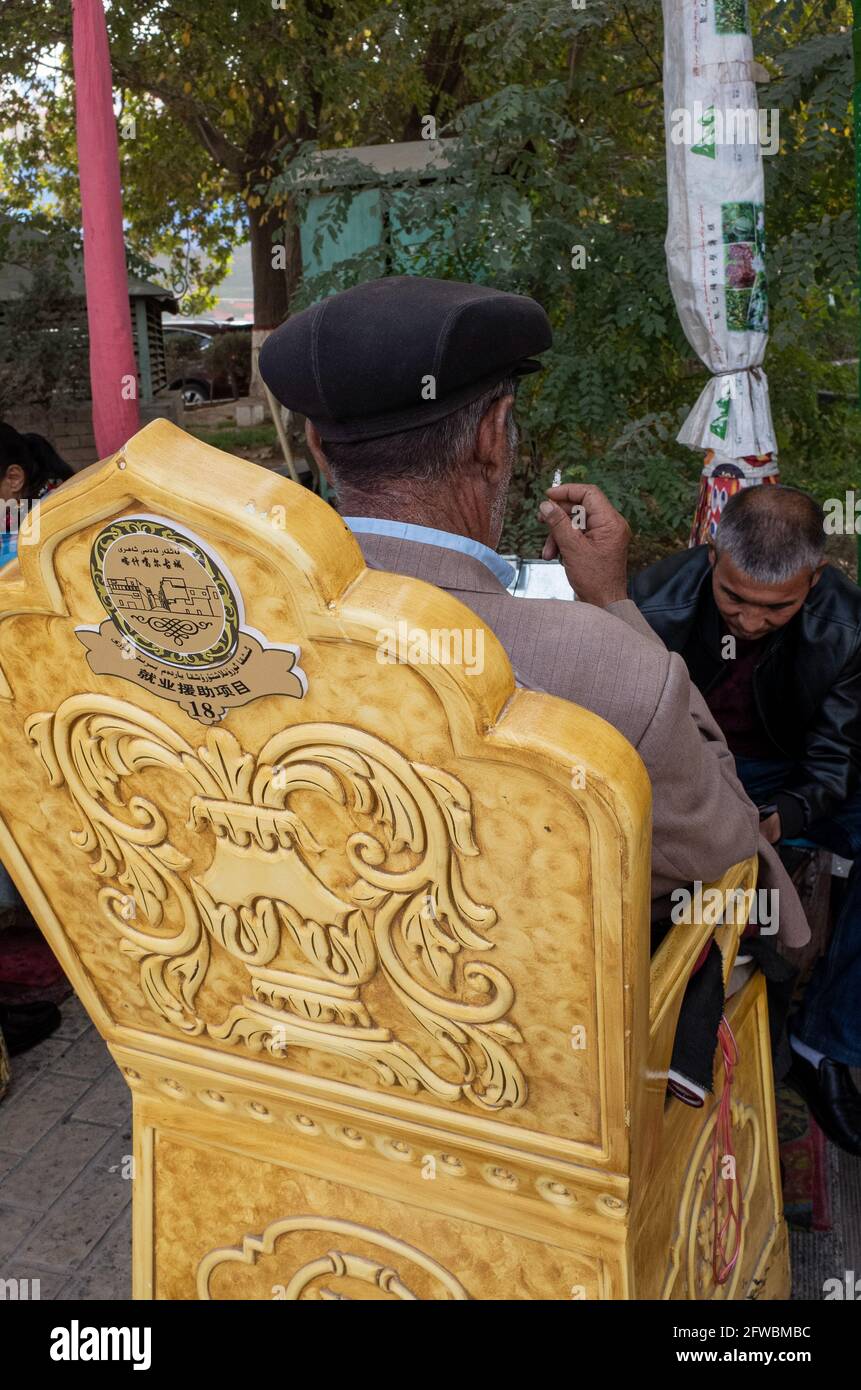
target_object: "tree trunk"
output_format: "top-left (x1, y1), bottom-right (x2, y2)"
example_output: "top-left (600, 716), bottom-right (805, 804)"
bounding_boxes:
top-left (247, 196), bottom-right (303, 396)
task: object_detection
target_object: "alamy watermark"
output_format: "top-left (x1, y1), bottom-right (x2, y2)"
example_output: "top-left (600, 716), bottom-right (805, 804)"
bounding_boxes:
top-left (823, 1271), bottom-right (861, 1299)
top-left (670, 102), bottom-right (780, 157)
top-left (0, 1276), bottom-right (40, 1299)
top-left (3, 498), bottom-right (41, 546)
top-left (670, 880), bottom-right (778, 934)
top-left (823, 492), bottom-right (861, 535)
top-left (376, 621), bottom-right (484, 677)
top-left (50, 1323), bottom-right (151, 1370)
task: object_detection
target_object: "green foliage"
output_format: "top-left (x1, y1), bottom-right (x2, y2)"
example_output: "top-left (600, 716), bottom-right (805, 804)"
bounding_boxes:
top-left (273, 0), bottom-right (858, 554)
top-left (0, 0), bottom-right (854, 553)
top-left (0, 0), bottom-right (501, 317)
top-left (188, 424), bottom-right (278, 450)
top-left (203, 331), bottom-right (252, 395)
top-left (0, 221), bottom-right (89, 410)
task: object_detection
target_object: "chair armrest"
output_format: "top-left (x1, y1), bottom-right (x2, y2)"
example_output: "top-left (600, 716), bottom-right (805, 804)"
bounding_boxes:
top-left (648, 855), bottom-right (759, 1039)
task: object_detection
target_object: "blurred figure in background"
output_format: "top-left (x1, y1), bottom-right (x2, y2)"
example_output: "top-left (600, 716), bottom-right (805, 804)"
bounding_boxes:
top-left (632, 486), bottom-right (861, 1154)
top-left (0, 421), bottom-right (70, 1073)
top-left (1, 421), bottom-right (73, 569)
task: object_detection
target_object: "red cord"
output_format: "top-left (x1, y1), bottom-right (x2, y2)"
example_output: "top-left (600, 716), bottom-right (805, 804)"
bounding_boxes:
top-left (712, 1015), bottom-right (742, 1285)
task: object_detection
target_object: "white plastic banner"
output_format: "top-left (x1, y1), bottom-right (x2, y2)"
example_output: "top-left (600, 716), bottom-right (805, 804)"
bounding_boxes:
top-left (662, 0), bottom-right (777, 462)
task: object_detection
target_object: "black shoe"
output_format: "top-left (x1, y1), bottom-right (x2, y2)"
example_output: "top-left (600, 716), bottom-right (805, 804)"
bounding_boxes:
top-left (787, 1051), bottom-right (861, 1157)
top-left (0, 1001), bottom-right (62, 1057)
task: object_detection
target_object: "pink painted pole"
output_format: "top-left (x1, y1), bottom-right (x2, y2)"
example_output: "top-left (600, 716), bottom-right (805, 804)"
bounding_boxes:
top-left (72, 0), bottom-right (140, 457)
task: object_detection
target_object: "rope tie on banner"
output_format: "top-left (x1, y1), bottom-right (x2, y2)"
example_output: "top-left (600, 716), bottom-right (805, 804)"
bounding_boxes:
top-left (712, 1015), bottom-right (742, 1286)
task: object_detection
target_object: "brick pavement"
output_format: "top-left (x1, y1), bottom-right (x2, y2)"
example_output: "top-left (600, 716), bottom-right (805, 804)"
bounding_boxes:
top-left (0, 994), bottom-right (132, 1300)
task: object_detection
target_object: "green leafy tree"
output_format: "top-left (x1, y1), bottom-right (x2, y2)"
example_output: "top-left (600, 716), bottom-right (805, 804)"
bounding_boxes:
top-left (0, 0), bottom-right (479, 327)
top-left (0, 220), bottom-right (89, 411)
top-left (0, 0), bottom-right (854, 551)
top-left (273, 0), bottom-right (858, 555)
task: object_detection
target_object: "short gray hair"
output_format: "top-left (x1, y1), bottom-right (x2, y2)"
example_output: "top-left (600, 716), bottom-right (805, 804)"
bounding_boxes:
top-left (321, 377), bottom-right (518, 494)
top-left (714, 485), bottom-right (825, 583)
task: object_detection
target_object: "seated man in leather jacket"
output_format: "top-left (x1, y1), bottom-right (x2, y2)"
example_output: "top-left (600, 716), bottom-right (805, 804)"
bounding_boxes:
top-left (631, 484), bottom-right (861, 1156)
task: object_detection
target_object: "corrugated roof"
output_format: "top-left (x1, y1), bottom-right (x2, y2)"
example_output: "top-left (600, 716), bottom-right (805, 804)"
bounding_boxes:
top-left (294, 139), bottom-right (459, 188)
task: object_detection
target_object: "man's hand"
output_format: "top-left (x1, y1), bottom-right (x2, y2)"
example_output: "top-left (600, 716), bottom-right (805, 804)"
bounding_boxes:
top-left (538, 483), bottom-right (630, 607)
top-left (760, 812), bottom-right (782, 845)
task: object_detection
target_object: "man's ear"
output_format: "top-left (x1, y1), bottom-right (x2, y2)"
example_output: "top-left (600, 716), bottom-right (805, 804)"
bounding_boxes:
top-left (476, 394), bottom-right (514, 478)
top-left (305, 419), bottom-right (333, 486)
top-left (707, 541), bottom-right (718, 570)
top-left (0, 463), bottom-right (26, 498)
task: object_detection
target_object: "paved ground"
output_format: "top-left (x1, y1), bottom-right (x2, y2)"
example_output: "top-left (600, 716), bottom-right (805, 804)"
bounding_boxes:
top-left (0, 996), bottom-right (131, 1299)
top-left (1, 994), bottom-right (858, 1300)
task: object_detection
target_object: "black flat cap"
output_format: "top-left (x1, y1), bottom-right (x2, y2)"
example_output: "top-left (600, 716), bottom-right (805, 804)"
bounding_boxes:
top-left (258, 275), bottom-right (552, 442)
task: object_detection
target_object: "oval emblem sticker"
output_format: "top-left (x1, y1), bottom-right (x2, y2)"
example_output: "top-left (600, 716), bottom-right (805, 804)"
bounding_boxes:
top-left (76, 515), bottom-right (307, 724)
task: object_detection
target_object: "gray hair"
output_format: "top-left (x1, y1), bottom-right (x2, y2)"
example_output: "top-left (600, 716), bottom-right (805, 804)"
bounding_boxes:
top-left (714, 485), bottom-right (825, 583)
top-left (320, 377), bottom-right (518, 495)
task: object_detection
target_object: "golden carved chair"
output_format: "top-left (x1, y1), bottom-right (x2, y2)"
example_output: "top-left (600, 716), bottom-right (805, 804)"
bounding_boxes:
top-left (0, 420), bottom-right (789, 1300)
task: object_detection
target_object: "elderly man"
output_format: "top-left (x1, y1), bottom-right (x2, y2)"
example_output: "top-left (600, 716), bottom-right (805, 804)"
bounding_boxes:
top-left (259, 276), bottom-right (806, 961)
top-left (632, 485), bottom-right (861, 1152)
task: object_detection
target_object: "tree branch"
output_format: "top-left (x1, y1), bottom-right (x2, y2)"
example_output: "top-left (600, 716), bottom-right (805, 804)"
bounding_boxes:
top-left (622, 5), bottom-right (663, 83)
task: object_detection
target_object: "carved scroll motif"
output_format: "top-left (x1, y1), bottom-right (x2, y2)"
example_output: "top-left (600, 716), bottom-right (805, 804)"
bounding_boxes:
top-left (26, 696), bottom-right (525, 1111)
top-left (662, 1100), bottom-right (761, 1300)
top-left (196, 1217), bottom-right (471, 1300)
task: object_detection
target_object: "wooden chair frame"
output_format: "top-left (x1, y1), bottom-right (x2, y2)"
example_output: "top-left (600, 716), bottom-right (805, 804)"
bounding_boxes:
top-left (0, 421), bottom-right (788, 1300)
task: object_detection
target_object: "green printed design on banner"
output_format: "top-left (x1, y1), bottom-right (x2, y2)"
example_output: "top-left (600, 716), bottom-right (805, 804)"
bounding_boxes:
top-left (710, 395), bottom-right (731, 440)
top-left (722, 202), bottom-right (768, 334)
top-left (691, 104), bottom-right (716, 159)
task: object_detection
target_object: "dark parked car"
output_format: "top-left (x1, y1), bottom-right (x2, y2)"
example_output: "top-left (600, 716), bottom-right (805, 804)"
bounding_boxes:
top-left (163, 321), bottom-right (252, 405)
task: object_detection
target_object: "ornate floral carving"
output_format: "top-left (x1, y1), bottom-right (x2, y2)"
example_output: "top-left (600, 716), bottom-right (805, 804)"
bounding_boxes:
top-left (662, 1100), bottom-right (760, 1300)
top-left (196, 1216), bottom-right (471, 1300)
top-left (27, 696), bottom-right (525, 1110)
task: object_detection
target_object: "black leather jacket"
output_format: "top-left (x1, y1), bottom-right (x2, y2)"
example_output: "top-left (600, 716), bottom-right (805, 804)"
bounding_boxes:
top-left (631, 546), bottom-right (861, 835)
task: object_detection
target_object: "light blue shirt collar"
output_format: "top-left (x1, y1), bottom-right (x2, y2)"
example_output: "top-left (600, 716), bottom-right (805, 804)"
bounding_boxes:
top-left (342, 516), bottom-right (516, 589)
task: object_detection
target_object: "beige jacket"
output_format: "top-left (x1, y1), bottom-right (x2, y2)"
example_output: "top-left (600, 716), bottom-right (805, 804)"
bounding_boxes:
top-left (355, 532), bottom-right (809, 948)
